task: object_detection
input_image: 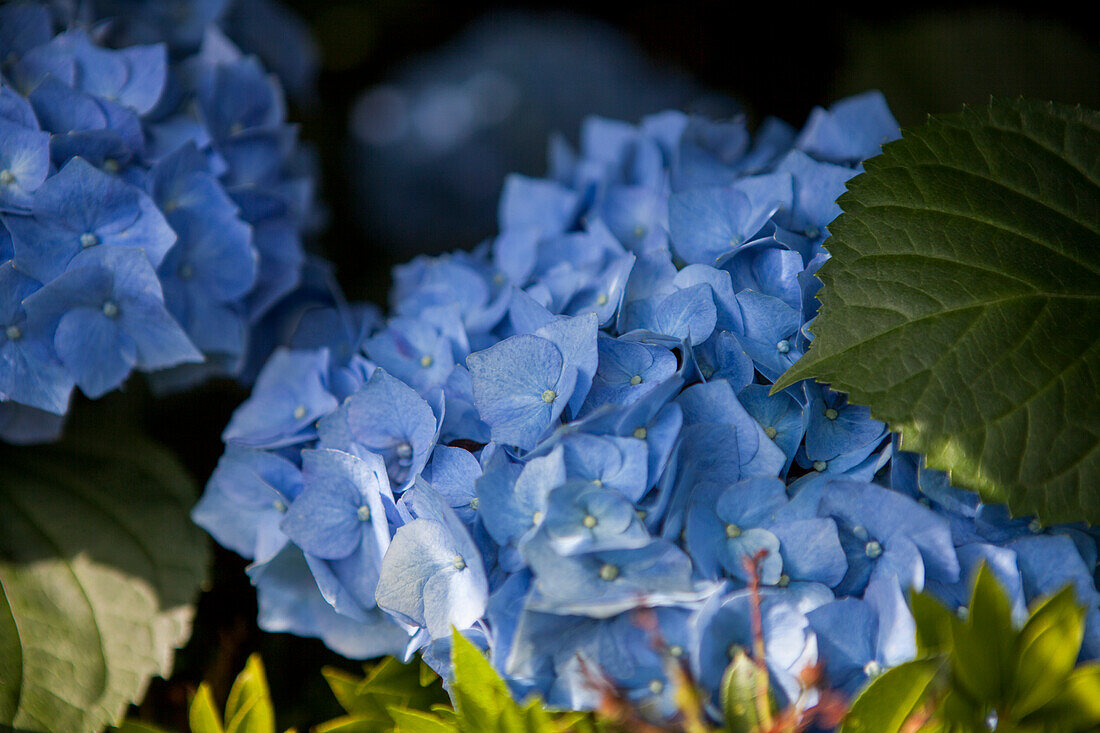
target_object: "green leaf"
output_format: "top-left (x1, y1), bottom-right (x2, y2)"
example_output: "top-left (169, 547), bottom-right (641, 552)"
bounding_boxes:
top-left (313, 715), bottom-right (392, 733)
top-left (1019, 664), bottom-right (1100, 732)
top-left (224, 654), bottom-right (275, 733)
top-left (321, 657), bottom-right (446, 728)
top-left (322, 667), bottom-right (369, 715)
top-left (0, 426), bottom-right (209, 733)
top-left (388, 707), bottom-right (459, 733)
top-left (951, 565), bottom-right (1016, 705)
top-left (773, 98), bottom-right (1100, 525)
top-left (448, 628), bottom-right (521, 732)
top-left (720, 649), bottom-right (769, 733)
top-left (839, 658), bottom-right (944, 733)
top-left (1010, 584), bottom-right (1086, 718)
top-left (190, 684), bottom-right (225, 733)
top-left (910, 590), bottom-right (959, 657)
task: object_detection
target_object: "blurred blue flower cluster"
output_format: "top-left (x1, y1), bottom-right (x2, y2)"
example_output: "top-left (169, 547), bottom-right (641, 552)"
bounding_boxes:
top-left (195, 91), bottom-right (1100, 719)
top-left (0, 2), bottom-right (317, 442)
top-left (350, 12), bottom-right (736, 254)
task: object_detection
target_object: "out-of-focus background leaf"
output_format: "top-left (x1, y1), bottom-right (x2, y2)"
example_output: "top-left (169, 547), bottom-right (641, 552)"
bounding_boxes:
top-left (0, 408), bottom-right (209, 733)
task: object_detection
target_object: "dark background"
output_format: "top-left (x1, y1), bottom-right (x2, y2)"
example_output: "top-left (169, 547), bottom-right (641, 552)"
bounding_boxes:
top-left (136, 2), bottom-right (1099, 730)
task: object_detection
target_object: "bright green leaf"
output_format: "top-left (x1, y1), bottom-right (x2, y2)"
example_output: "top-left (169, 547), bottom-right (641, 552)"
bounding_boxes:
top-left (773, 98), bottom-right (1100, 525)
top-left (910, 590), bottom-right (958, 657)
top-left (720, 649), bottom-right (769, 733)
top-left (448, 628), bottom-right (519, 732)
top-left (951, 565), bottom-right (1016, 705)
top-left (321, 657), bottom-right (447, 730)
top-left (1011, 584), bottom-right (1086, 718)
top-left (190, 684), bottom-right (225, 733)
top-left (388, 707), bottom-right (459, 733)
top-left (322, 667), bottom-right (369, 715)
top-left (0, 427), bottom-right (209, 733)
top-left (839, 658), bottom-right (944, 733)
top-left (1019, 664), bottom-right (1100, 732)
top-left (419, 662), bottom-right (438, 688)
top-left (313, 714), bottom-right (391, 733)
top-left (224, 654), bottom-right (275, 733)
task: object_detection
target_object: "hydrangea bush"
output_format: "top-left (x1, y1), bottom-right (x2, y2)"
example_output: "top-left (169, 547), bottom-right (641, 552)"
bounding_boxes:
top-left (194, 91), bottom-right (1100, 720)
top-left (0, 2), bottom-right (316, 443)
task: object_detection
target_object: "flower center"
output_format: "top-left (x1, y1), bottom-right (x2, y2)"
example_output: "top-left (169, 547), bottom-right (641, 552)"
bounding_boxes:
top-left (102, 301), bottom-right (119, 318)
top-left (452, 555), bottom-right (466, 571)
top-left (633, 427), bottom-right (647, 440)
top-left (629, 374), bottom-right (643, 386)
top-left (864, 540), bottom-right (883, 559)
top-left (777, 573), bottom-right (790, 587)
top-left (764, 426), bottom-right (778, 439)
top-left (598, 563), bottom-right (619, 581)
top-left (419, 354), bottom-right (433, 368)
top-left (81, 232), bottom-right (99, 248)
top-left (824, 407), bottom-right (839, 420)
top-left (0, 169), bottom-right (14, 185)
top-left (272, 499), bottom-right (287, 513)
top-left (293, 404), bottom-right (307, 420)
top-left (668, 645), bottom-right (683, 658)
top-left (812, 460), bottom-right (827, 472)
top-left (775, 339), bottom-right (791, 354)
top-left (396, 441), bottom-right (413, 460)
top-left (648, 679), bottom-right (664, 694)
top-left (357, 505), bottom-right (371, 521)
top-left (863, 660), bottom-right (882, 678)
top-left (541, 389), bottom-right (557, 403)
top-left (532, 510), bottom-right (543, 525)
top-left (725, 523), bottom-right (742, 539)
top-left (596, 293), bottom-right (608, 306)
top-left (5, 324), bottom-right (22, 340)
top-left (582, 514), bottom-right (598, 529)
top-left (469, 497), bottom-right (479, 510)
top-left (102, 158), bottom-right (119, 174)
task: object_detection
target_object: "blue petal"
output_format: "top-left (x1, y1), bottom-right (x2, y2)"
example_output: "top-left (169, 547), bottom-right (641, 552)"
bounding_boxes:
top-left (467, 334), bottom-right (565, 450)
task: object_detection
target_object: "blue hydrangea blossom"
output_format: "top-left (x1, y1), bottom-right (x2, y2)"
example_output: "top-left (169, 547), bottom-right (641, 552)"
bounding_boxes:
top-left (0, 2), bottom-right (316, 442)
top-left (194, 90), bottom-right (1100, 723)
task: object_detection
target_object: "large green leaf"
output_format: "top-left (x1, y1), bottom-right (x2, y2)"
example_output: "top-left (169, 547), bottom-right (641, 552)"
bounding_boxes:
top-left (0, 426), bottom-right (209, 733)
top-left (774, 98), bottom-right (1100, 524)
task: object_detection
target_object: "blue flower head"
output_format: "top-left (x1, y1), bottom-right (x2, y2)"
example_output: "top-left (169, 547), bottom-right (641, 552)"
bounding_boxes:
top-left (191, 88), bottom-right (1100, 723)
top-left (0, 3), bottom-right (317, 441)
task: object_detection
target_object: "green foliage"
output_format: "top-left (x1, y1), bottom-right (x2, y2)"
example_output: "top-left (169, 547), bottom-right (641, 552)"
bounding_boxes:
top-left (316, 654), bottom-right (447, 731)
top-left (187, 655), bottom-right (279, 733)
top-left (840, 658), bottom-right (943, 733)
top-left (840, 565), bottom-right (1100, 732)
top-left (380, 629), bottom-right (593, 733)
top-left (720, 649), bottom-right (770, 733)
top-left (0, 425), bottom-right (209, 733)
top-left (773, 98), bottom-right (1100, 525)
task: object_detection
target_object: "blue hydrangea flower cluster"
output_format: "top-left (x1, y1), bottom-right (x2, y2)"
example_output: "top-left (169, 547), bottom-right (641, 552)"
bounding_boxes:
top-left (66, 0), bottom-right (319, 102)
top-left (0, 2), bottom-right (315, 442)
top-left (194, 91), bottom-right (1100, 719)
